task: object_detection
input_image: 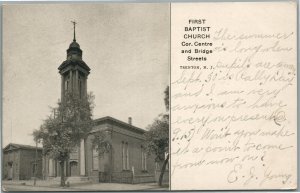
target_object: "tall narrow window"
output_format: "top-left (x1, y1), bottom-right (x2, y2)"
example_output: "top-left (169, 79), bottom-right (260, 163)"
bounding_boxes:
top-left (155, 162), bottom-right (159, 170)
top-left (79, 80), bottom-right (82, 98)
top-left (122, 142), bottom-right (125, 170)
top-left (65, 80), bottom-right (69, 91)
top-left (141, 147), bottom-right (147, 171)
top-left (165, 152), bottom-right (169, 171)
top-left (144, 152), bottom-right (147, 171)
top-left (48, 159), bottom-right (54, 176)
top-left (141, 147), bottom-right (144, 170)
top-left (126, 143), bottom-right (129, 170)
top-left (122, 142), bottom-right (130, 170)
top-left (32, 163), bottom-right (37, 175)
top-left (64, 74), bottom-right (70, 93)
top-left (92, 147), bottom-right (99, 170)
top-left (78, 76), bottom-right (82, 98)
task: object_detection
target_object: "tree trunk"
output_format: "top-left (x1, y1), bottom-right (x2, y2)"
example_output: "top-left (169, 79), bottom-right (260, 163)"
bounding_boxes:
top-left (60, 161), bottom-right (66, 187)
top-left (158, 154), bottom-right (169, 186)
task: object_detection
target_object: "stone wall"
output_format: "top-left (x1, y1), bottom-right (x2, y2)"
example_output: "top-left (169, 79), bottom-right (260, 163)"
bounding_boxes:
top-left (19, 149), bottom-right (43, 180)
top-left (3, 148), bottom-right (43, 180)
top-left (111, 124), bottom-right (156, 176)
top-left (84, 121), bottom-right (157, 184)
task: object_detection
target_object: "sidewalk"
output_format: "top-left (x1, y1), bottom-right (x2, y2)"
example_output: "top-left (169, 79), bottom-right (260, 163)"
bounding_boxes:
top-left (2, 184), bottom-right (74, 192)
top-left (2, 179), bottom-right (91, 188)
top-left (2, 180), bottom-right (169, 191)
top-left (72, 182), bottom-right (169, 191)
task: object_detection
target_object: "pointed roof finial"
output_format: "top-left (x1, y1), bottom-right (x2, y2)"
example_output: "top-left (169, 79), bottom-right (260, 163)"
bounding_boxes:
top-left (71, 20), bottom-right (77, 42)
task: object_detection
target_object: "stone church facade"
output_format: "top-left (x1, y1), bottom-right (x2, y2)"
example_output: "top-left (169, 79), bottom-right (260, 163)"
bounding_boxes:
top-left (43, 116), bottom-right (157, 183)
top-left (42, 29), bottom-right (159, 183)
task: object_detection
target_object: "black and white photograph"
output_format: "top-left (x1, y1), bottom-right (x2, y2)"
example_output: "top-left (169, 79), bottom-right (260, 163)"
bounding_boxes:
top-left (2, 4), bottom-right (170, 191)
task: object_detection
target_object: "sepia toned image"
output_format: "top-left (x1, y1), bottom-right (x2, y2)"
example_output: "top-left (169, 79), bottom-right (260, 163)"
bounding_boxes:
top-left (2, 4), bottom-right (170, 191)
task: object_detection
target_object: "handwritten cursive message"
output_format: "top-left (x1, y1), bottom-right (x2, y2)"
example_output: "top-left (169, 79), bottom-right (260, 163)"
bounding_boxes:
top-left (171, 2), bottom-right (297, 190)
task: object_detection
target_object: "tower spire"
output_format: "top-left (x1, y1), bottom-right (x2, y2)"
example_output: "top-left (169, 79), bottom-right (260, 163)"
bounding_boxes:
top-left (71, 20), bottom-right (77, 42)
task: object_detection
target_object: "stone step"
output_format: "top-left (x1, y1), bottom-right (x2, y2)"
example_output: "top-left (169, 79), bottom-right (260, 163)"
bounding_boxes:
top-left (133, 174), bottom-right (155, 184)
top-left (67, 176), bottom-right (89, 182)
top-left (50, 176), bottom-right (89, 183)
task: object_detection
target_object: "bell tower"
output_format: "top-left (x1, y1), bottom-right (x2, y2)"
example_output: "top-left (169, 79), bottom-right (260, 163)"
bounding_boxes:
top-left (58, 21), bottom-right (90, 101)
top-left (56, 21), bottom-right (90, 177)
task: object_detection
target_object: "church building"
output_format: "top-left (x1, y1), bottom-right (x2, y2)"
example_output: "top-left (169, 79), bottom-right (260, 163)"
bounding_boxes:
top-left (42, 24), bottom-right (160, 183)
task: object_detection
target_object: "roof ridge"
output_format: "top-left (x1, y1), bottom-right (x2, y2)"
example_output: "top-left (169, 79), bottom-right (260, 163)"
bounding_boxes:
top-left (93, 116), bottom-right (146, 133)
top-left (4, 143), bottom-right (42, 150)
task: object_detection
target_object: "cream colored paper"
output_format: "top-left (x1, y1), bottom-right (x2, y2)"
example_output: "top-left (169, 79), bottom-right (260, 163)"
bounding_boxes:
top-left (171, 2), bottom-right (297, 190)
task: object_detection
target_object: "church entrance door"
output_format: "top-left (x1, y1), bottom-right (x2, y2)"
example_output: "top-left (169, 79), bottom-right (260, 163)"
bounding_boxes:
top-left (69, 161), bottom-right (79, 176)
top-left (8, 162), bottom-right (13, 180)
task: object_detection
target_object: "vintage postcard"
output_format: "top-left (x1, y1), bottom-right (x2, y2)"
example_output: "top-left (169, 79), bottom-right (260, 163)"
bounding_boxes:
top-left (1, 1), bottom-right (297, 191)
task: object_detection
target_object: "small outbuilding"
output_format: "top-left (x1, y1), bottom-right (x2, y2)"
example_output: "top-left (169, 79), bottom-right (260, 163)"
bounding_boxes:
top-left (2, 143), bottom-right (43, 180)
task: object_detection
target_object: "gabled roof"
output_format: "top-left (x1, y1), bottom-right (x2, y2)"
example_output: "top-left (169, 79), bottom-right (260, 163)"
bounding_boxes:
top-left (3, 143), bottom-right (43, 152)
top-left (92, 116), bottom-right (146, 134)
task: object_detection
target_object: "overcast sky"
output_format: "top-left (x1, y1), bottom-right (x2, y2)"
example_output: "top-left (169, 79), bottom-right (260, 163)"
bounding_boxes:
top-left (3, 4), bottom-right (170, 147)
